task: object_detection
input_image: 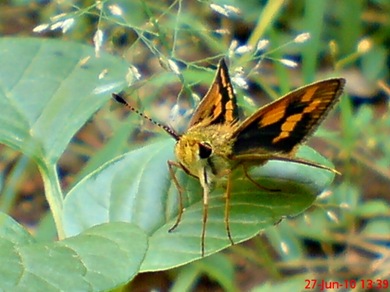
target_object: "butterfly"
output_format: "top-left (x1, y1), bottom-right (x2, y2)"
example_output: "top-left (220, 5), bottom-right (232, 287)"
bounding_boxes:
top-left (113, 58), bottom-right (345, 256)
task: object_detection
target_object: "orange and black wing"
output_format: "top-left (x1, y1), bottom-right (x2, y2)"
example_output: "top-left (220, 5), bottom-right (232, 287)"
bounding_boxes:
top-left (233, 78), bottom-right (345, 155)
top-left (188, 59), bottom-right (239, 128)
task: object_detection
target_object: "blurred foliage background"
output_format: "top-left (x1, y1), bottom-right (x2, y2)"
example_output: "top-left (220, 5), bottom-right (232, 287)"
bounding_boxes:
top-left (0, 0), bottom-right (389, 290)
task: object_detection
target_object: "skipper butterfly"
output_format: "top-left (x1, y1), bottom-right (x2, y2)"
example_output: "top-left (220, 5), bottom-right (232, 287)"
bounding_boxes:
top-left (113, 59), bottom-right (345, 256)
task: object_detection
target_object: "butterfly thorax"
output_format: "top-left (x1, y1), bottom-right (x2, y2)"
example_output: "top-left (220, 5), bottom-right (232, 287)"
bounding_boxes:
top-left (175, 123), bottom-right (237, 182)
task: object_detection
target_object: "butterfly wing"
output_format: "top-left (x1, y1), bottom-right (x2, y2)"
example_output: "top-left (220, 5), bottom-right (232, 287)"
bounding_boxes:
top-left (232, 78), bottom-right (345, 155)
top-left (188, 59), bottom-right (239, 128)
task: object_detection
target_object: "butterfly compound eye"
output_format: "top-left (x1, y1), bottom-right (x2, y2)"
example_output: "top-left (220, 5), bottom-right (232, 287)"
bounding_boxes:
top-left (198, 142), bottom-right (212, 159)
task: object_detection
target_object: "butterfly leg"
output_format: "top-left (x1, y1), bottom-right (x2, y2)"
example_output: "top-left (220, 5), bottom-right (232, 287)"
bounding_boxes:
top-left (167, 160), bottom-right (185, 233)
top-left (201, 193), bottom-right (208, 257)
top-left (224, 171), bottom-right (234, 246)
top-left (199, 167), bottom-right (211, 257)
top-left (242, 165), bottom-right (280, 192)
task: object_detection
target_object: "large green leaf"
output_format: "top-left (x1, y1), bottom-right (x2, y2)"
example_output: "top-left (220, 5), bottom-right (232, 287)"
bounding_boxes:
top-left (0, 37), bottom-right (143, 290)
top-left (0, 37), bottom-right (128, 164)
top-left (0, 212), bottom-right (147, 291)
top-left (63, 139), bottom-right (336, 271)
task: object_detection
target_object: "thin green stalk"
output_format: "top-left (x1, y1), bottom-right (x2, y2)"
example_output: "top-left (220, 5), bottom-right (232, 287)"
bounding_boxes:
top-left (247, 0), bottom-right (285, 48)
top-left (239, 0), bottom-right (285, 65)
top-left (302, 0), bottom-right (327, 82)
top-left (38, 161), bottom-right (65, 239)
top-left (170, 265), bottom-right (199, 292)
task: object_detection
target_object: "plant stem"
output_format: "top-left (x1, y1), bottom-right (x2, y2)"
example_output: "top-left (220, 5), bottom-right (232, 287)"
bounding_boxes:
top-left (38, 162), bottom-right (65, 239)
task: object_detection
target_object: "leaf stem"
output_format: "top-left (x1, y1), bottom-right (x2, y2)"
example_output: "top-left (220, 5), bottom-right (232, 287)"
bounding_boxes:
top-left (38, 162), bottom-right (65, 239)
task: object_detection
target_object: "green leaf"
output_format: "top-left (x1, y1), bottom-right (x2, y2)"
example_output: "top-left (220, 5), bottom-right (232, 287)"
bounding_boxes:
top-left (63, 139), bottom-right (336, 271)
top-left (0, 37), bottom-right (128, 164)
top-left (0, 212), bottom-right (147, 291)
top-left (361, 219), bottom-right (390, 237)
top-left (171, 253), bottom-right (236, 292)
top-left (265, 220), bottom-right (305, 261)
top-left (354, 200), bottom-right (390, 217)
top-left (193, 254), bottom-right (237, 292)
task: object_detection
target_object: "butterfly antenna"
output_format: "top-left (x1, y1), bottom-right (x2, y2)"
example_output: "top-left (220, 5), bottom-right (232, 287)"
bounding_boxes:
top-left (112, 93), bottom-right (180, 141)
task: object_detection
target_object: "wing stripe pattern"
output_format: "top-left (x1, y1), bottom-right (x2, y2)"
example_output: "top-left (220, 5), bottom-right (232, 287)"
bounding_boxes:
top-left (233, 79), bottom-right (345, 154)
top-left (188, 59), bottom-right (239, 128)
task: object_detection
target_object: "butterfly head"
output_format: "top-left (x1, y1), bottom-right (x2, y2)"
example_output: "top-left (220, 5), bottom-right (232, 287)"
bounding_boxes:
top-left (174, 134), bottom-right (214, 178)
top-left (174, 125), bottom-right (235, 184)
